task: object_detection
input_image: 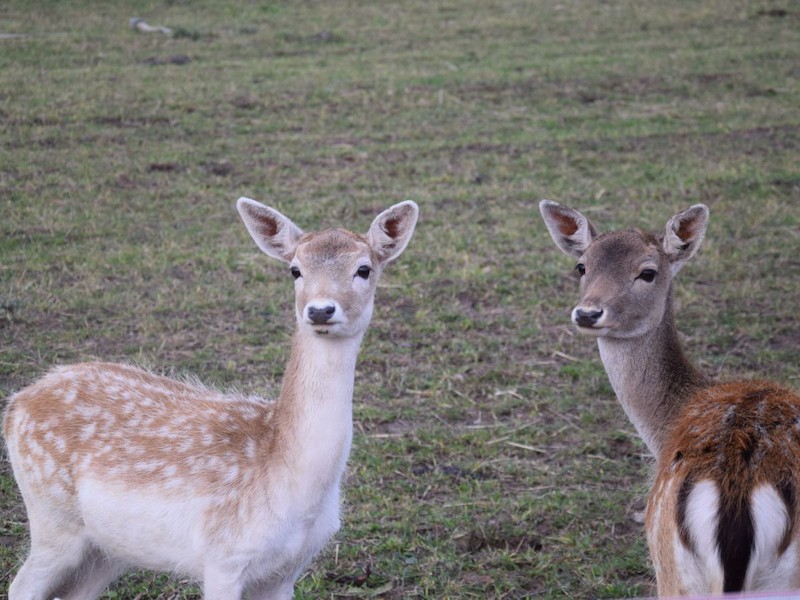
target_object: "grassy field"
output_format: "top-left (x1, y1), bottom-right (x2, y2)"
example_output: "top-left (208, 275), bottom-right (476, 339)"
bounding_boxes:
top-left (1, 0), bottom-right (798, 597)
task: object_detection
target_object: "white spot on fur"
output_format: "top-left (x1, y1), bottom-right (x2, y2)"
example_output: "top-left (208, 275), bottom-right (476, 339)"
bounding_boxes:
top-left (80, 422), bottom-right (97, 441)
top-left (79, 454), bottom-right (94, 473)
top-left (43, 455), bottom-right (56, 478)
top-left (135, 460), bottom-right (166, 472)
top-left (28, 438), bottom-right (45, 458)
top-left (63, 386), bottom-right (78, 404)
top-left (245, 439), bottom-right (257, 461)
top-left (75, 403), bottom-right (102, 419)
top-left (155, 425), bottom-right (173, 437)
top-left (223, 464), bottom-right (240, 484)
top-left (96, 444), bottom-right (113, 456)
top-left (44, 430), bottom-right (67, 453)
top-left (58, 468), bottom-right (71, 488)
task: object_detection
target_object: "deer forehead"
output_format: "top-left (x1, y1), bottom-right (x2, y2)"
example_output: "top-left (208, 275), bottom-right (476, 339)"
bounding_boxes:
top-left (294, 229), bottom-right (374, 270)
top-left (584, 229), bottom-right (666, 273)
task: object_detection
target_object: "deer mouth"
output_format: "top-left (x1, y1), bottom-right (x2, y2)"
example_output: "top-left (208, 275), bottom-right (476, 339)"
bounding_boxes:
top-left (305, 316), bottom-right (356, 338)
top-left (308, 320), bottom-right (330, 332)
top-left (308, 321), bottom-right (344, 336)
top-left (572, 317), bottom-right (611, 336)
top-left (575, 324), bottom-right (609, 337)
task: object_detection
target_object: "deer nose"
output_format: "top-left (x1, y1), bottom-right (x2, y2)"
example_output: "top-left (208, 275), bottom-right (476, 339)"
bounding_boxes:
top-left (308, 305), bottom-right (336, 324)
top-left (574, 308), bottom-right (604, 328)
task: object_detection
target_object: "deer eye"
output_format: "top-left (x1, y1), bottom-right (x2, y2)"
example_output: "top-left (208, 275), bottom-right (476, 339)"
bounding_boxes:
top-left (637, 269), bottom-right (657, 282)
top-left (356, 265), bottom-right (371, 280)
top-left (290, 266), bottom-right (301, 280)
top-left (575, 263), bottom-right (586, 277)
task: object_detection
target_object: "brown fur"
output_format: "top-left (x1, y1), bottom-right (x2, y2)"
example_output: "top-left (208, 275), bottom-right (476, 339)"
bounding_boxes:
top-left (647, 381), bottom-right (800, 594)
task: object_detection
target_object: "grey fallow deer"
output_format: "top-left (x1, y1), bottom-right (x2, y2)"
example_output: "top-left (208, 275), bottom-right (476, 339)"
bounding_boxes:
top-left (539, 200), bottom-right (800, 596)
top-left (3, 197), bottom-right (419, 600)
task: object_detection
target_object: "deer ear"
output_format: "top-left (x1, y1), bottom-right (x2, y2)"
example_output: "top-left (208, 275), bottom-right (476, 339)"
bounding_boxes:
top-left (237, 197), bottom-right (304, 263)
top-left (539, 200), bottom-right (597, 258)
top-left (367, 200), bottom-right (419, 264)
top-left (663, 204), bottom-right (709, 275)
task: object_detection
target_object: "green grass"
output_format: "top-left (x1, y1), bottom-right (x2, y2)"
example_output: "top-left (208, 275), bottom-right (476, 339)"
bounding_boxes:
top-left (1, 0), bottom-right (799, 597)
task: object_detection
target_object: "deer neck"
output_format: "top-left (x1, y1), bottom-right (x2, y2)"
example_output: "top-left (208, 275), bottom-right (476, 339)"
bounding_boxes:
top-left (270, 327), bottom-right (363, 495)
top-left (596, 298), bottom-right (707, 460)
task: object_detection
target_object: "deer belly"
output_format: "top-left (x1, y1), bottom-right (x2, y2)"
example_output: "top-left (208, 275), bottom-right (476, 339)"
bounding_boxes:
top-left (76, 475), bottom-right (343, 582)
top-left (78, 478), bottom-right (211, 573)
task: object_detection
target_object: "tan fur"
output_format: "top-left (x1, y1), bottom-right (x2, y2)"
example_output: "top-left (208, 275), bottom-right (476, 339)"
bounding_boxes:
top-left (3, 198), bottom-right (419, 599)
top-left (4, 363), bottom-right (266, 492)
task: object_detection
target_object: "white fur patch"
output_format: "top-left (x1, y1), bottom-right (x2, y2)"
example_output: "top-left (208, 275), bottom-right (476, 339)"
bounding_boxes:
top-left (746, 484), bottom-right (797, 590)
top-left (675, 479), bottom-right (724, 594)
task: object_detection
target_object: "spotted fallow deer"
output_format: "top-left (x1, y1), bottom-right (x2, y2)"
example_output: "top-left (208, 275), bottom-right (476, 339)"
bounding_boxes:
top-left (3, 197), bottom-right (419, 600)
top-left (540, 200), bottom-right (800, 596)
